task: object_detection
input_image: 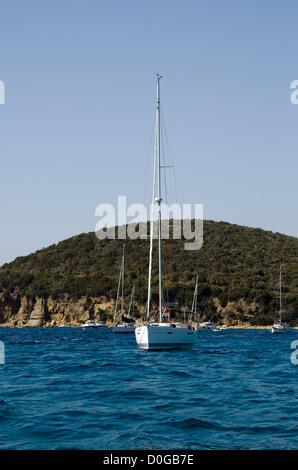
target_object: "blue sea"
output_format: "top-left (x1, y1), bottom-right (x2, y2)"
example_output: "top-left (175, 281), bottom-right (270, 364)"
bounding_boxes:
top-left (0, 327), bottom-right (298, 450)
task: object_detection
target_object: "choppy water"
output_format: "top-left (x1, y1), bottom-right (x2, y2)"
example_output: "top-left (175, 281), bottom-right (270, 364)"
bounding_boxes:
top-left (0, 327), bottom-right (297, 450)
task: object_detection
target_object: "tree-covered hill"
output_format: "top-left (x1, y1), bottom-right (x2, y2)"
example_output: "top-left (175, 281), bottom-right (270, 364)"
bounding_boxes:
top-left (0, 220), bottom-right (297, 326)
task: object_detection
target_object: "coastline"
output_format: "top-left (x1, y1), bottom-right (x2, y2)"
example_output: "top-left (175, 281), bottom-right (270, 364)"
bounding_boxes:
top-left (0, 324), bottom-right (296, 330)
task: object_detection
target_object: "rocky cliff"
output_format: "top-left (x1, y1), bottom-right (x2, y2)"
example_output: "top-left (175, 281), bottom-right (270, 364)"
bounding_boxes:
top-left (0, 294), bottom-right (118, 327)
top-left (0, 292), bottom-right (269, 328)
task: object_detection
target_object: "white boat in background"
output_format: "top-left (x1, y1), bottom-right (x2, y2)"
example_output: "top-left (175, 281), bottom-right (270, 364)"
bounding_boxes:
top-left (198, 322), bottom-right (219, 331)
top-left (190, 279), bottom-right (220, 331)
top-left (113, 284), bottom-right (136, 334)
top-left (113, 245), bottom-right (135, 334)
top-left (135, 75), bottom-right (197, 351)
top-left (113, 322), bottom-right (135, 333)
top-left (271, 323), bottom-right (285, 334)
top-left (270, 265), bottom-right (287, 334)
top-left (82, 320), bottom-right (98, 329)
top-left (96, 321), bottom-right (108, 328)
top-left (82, 320), bottom-right (107, 329)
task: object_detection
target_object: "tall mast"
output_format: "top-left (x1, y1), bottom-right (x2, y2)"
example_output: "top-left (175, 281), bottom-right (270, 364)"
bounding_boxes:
top-left (128, 283), bottom-right (135, 318)
top-left (156, 74), bottom-right (163, 323)
top-left (147, 84), bottom-right (158, 318)
top-left (279, 264), bottom-right (282, 324)
top-left (147, 74), bottom-right (162, 320)
top-left (132, 283), bottom-right (135, 318)
top-left (114, 245), bottom-right (124, 325)
top-left (192, 275), bottom-right (198, 314)
top-left (121, 244), bottom-right (125, 317)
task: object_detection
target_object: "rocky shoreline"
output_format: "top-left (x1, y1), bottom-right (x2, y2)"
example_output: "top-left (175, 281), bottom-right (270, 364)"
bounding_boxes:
top-left (0, 295), bottom-right (117, 328)
top-left (0, 293), bottom-right (295, 330)
top-left (0, 324), bottom-right (293, 330)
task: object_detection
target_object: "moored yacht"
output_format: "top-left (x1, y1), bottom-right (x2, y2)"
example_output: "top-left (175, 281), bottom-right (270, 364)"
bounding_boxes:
top-left (82, 320), bottom-right (107, 329)
top-left (112, 246), bottom-right (135, 334)
top-left (270, 265), bottom-right (287, 334)
top-left (135, 75), bottom-right (197, 351)
top-left (270, 323), bottom-right (286, 334)
top-left (198, 322), bottom-right (219, 331)
top-left (113, 322), bottom-right (135, 334)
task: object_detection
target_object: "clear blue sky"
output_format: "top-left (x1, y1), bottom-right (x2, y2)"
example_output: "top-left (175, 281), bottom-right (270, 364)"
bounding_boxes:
top-left (0, 0), bottom-right (297, 265)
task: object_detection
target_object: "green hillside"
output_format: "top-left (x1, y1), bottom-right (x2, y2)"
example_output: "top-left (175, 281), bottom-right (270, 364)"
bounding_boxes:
top-left (0, 220), bottom-right (297, 326)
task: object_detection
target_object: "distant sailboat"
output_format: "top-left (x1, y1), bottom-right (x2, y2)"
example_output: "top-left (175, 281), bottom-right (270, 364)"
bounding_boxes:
top-left (113, 245), bottom-right (135, 334)
top-left (191, 275), bottom-right (219, 331)
top-left (189, 274), bottom-right (200, 329)
top-left (127, 283), bottom-right (136, 319)
top-left (191, 275), bottom-right (199, 322)
top-left (270, 265), bottom-right (287, 334)
top-left (199, 322), bottom-right (219, 331)
top-left (135, 74), bottom-right (197, 350)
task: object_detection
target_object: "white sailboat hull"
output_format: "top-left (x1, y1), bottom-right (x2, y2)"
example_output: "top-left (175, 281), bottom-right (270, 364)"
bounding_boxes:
top-left (112, 323), bottom-right (135, 334)
top-left (271, 324), bottom-right (286, 334)
top-left (135, 324), bottom-right (197, 350)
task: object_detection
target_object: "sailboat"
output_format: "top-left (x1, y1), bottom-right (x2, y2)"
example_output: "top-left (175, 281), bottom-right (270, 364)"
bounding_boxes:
top-left (112, 245), bottom-right (135, 334)
top-left (135, 74), bottom-right (197, 350)
top-left (191, 275), bottom-right (218, 331)
top-left (191, 275), bottom-right (199, 322)
top-left (270, 265), bottom-right (287, 334)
